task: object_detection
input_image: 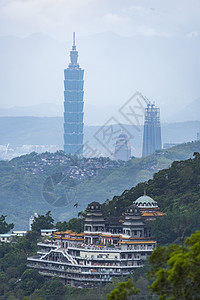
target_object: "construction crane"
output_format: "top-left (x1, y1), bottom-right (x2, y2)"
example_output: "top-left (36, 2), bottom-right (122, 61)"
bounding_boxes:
top-left (138, 91), bottom-right (152, 106)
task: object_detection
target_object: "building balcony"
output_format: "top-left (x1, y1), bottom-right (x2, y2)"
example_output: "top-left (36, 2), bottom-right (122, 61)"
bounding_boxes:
top-left (28, 259), bottom-right (143, 271)
top-left (68, 245), bottom-right (153, 252)
top-left (37, 242), bottom-right (57, 248)
top-left (36, 270), bottom-right (112, 282)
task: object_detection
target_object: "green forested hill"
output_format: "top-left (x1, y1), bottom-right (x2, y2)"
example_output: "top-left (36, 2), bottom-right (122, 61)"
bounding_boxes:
top-left (102, 151), bottom-right (200, 245)
top-left (1, 147), bottom-right (200, 300)
top-left (0, 140), bottom-right (200, 230)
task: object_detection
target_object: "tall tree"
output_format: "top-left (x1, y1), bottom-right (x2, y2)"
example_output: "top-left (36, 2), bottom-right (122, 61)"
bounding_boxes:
top-left (31, 211), bottom-right (54, 232)
top-left (106, 279), bottom-right (140, 300)
top-left (0, 215), bottom-right (14, 234)
top-left (56, 217), bottom-right (84, 233)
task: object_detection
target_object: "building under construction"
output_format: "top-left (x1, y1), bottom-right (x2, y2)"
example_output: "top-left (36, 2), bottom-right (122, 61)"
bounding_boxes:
top-left (142, 103), bottom-right (162, 157)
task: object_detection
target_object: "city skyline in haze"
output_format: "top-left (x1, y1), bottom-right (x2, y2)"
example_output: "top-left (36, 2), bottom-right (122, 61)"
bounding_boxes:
top-left (0, 0), bottom-right (199, 123)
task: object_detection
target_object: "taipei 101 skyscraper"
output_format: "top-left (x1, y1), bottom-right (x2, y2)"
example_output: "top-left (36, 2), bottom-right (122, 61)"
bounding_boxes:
top-left (63, 32), bottom-right (84, 156)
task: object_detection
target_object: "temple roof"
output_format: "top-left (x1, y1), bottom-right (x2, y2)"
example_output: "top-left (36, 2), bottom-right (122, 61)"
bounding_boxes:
top-left (126, 204), bottom-right (141, 215)
top-left (87, 201), bottom-right (102, 211)
top-left (89, 201), bottom-right (100, 206)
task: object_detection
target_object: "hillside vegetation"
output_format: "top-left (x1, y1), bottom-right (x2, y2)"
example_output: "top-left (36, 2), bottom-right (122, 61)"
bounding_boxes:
top-left (102, 152), bottom-right (200, 245)
top-left (1, 150), bottom-right (200, 299)
top-left (0, 140), bottom-right (200, 229)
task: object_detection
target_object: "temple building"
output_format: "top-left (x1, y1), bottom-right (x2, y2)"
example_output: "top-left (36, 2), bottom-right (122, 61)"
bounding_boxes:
top-left (122, 204), bottom-right (145, 237)
top-left (142, 103), bottom-right (162, 157)
top-left (114, 132), bottom-right (131, 161)
top-left (133, 193), bottom-right (164, 221)
top-left (27, 195), bottom-right (163, 288)
top-left (63, 32), bottom-right (84, 156)
top-left (84, 202), bottom-right (106, 244)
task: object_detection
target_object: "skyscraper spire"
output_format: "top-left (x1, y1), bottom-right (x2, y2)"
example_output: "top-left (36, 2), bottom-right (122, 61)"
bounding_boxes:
top-left (72, 32), bottom-right (76, 50)
top-left (70, 32), bottom-right (78, 65)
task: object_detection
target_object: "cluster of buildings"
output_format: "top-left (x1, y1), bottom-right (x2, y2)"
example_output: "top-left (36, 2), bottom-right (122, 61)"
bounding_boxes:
top-left (0, 231), bottom-right (27, 243)
top-left (27, 194), bottom-right (164, 287)
top-left (9, 152), bottom-right (124, 178)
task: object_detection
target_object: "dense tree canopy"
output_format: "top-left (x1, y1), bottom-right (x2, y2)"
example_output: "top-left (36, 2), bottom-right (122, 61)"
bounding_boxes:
top-left (18, 269), bottom-right (45, 295)
top-left (1, 152), bottom-right (200, 298)
top-left (102, 152), bottom-right (200, 245)
top-left (149, 230), bottom-right (200, 299)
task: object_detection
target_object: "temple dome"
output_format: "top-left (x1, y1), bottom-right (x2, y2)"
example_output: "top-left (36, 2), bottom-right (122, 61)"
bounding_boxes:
top-left (133, 195), bottom-right (158, 208)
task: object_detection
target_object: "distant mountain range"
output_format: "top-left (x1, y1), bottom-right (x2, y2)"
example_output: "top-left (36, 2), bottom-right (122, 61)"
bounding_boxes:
top-left (0, 103), bottom-right (120, 125)
top-left (0, 97), bottom-right (200, 125)
top-left (0, 117), bottom-right (199, 157)
top-left (0, 103), bottom-right (62, 117)
top-left (165, 98), bottom-right (200, 123)
top-left (0, 32), bottom-right (200, 121)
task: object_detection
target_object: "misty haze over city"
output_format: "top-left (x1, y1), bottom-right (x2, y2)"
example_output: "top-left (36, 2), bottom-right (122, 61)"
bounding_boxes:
top-left (0, 0), bottom-right (200, 124)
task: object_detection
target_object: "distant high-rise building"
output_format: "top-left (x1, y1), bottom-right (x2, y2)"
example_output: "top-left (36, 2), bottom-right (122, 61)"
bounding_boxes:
top-left (29, 213), bottom-right (38, 230)
top-left (142, 103), bottom-right (162, 157)
top-left (63, 32), bottom-right (84, 156)
top-left (114, 132), bottom-right (131, 161)
top-left (197, 132), bottom-right (200, 141)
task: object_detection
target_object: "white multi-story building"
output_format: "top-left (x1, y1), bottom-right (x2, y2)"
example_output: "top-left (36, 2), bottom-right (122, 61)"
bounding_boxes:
top-left (29, 213), bottom-right (38, 231)
top-left (28, 198), bottom-right (163, 287)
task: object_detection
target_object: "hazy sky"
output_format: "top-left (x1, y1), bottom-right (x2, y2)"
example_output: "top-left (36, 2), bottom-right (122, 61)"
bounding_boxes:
top-left (0, 0), bottom-right (200, 122)
top-left (0, 0), bottom-right (199, 40)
